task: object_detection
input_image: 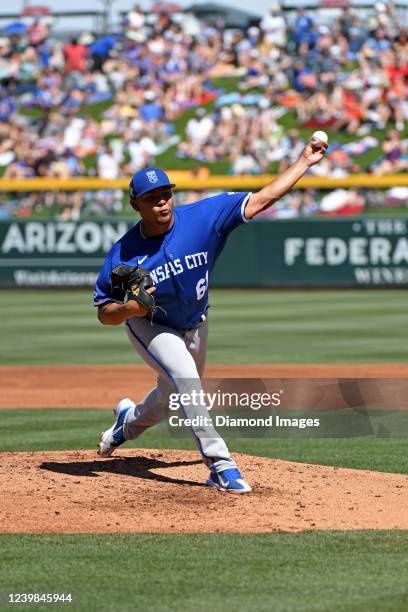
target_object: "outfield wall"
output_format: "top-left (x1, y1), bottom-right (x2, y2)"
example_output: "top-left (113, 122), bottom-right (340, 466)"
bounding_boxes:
top-left (0, 217), bottom-right (407, 288)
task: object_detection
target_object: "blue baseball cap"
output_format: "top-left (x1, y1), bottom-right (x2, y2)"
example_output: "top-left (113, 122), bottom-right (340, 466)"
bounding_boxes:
top-left (129, 167), bottom-right (176, 198)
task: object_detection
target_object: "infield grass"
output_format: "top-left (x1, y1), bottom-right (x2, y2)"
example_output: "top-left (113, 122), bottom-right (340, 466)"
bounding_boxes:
top-left (0, 289), bottom-right (407, 364)
top-left (1, 532), bottom-right (408, 612)
top-left (1, 287), bottom-right (407, 612)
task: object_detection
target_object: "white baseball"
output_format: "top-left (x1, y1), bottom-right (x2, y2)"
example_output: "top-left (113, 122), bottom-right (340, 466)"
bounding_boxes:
top-left (311, 130), bottom-right (329, 143)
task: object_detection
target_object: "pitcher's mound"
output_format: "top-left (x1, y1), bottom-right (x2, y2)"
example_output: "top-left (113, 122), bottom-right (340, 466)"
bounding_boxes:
top-left (1, 449), bottom-right (407, 533)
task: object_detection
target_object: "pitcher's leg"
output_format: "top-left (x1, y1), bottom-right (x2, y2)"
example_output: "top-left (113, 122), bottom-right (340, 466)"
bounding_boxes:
top-left (182, 318), bottom-right (208, 378)
top-left (124, 375), bottom-right (171, 440)
top-left (178, 319), bottom-right (237, 468)
top-left (124, 320), bottom-right (206, 442)
top-left (124, 317), bottom-right (235, 470)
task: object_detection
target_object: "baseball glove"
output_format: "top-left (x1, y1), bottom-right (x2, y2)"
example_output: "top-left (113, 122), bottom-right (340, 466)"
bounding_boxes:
top-left (110, 264), bottom-right (156, 317)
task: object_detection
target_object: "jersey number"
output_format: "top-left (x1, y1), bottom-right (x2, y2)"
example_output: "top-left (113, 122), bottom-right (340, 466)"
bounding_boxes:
top-left (196, 271), bottom-right (208, 301)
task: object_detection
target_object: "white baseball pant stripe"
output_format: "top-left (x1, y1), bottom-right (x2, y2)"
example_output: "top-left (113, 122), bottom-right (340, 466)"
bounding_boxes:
top-left (122, 316), bottom-right (236, 471)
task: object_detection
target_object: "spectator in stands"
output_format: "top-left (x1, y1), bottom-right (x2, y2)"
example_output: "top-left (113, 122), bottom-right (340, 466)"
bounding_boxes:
top-left (63, 38), bottom-right (87, 73)
top-left (260, 4), bottom-right (286, 48)
top-left (365, 27), bottom-right (391, 54)
top-left (186, 108), bottom-right (214, 148)
top-left (127, 4), bottom-right (146, 31)
top-left (28, 19), bottom-right (48, 48)
top-left (373, 130), bottom-right (408, 175)
top-left (278, 129), bottom-right (305, 172)
top-left (96, 143), bottom-right (123, 213)
top-left (294, 8), bottom-right (314, 50)
top-left (338, 7), bottom-right (354, 39)
top-left (139, 91), bottom-right (163, 122)
top-left (394, 28), bottom-right (408, 60)
top-left (0, 88), bottom-right (17, 121)
top-left (97, 143), bottom-right (119, 179)
top-left (89, 35), bottom-right (116, 71)
top-left (333, 82), bottom-right (364, 134)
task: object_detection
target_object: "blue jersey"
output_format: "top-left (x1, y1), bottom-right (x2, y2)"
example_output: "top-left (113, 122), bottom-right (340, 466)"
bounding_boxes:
top-left (94, 191), bottom-right (250, 329)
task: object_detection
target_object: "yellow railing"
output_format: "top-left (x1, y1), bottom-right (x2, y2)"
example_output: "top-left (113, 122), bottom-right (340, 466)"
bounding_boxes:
top-left (0, 174), bottom-right (407, 191)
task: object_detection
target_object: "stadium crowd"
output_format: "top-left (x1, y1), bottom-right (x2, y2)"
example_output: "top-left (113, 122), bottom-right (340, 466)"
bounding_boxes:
top-left (0, 2), bottom-right (407, 218)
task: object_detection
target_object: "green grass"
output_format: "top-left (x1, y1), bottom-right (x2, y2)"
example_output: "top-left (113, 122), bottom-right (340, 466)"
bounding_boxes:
top-left (1, 409), bottom-right (408, 612)
top-left (0, 289), bottom-right (406, 365)
top-left (1, 406), bottom-right (408, 612)
top-left (1, 409), bottom-right (407, 475)
top-left (1, 532), bottom-right (408, 612)
top-left (1, 284), bottom-right (407, 611)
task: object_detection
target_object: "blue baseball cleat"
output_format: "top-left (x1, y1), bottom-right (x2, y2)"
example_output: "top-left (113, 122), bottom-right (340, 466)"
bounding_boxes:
top-left (206, 467), bottom-right (252, 494)
top-left (98, 398), bottom-right (136, 457)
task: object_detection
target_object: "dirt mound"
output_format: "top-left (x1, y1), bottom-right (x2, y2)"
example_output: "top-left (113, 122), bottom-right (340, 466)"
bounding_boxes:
top-left (1, 449), bottom-right (407, 533)
top-left (2, 364), bottom-right (407, 409)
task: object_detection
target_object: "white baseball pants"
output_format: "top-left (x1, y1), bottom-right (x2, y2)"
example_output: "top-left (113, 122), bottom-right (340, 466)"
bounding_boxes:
top-left (122, 316), bottom-right (236, 471)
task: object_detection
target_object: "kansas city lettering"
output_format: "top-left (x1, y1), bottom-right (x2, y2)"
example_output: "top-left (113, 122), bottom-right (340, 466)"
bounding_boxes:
top-left (185, 251), bottom-right (208, 269)
top-left (149, 251), bottom-right (208, 285)
top-left (150, 259), bottom-right (183, 283)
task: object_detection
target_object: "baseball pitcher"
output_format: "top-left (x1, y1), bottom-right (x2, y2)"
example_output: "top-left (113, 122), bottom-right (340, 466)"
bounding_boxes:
top-left (94, 136), bottom-right (328, 493)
